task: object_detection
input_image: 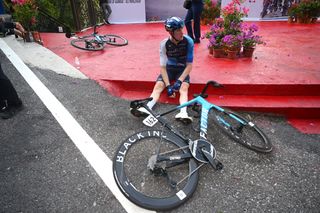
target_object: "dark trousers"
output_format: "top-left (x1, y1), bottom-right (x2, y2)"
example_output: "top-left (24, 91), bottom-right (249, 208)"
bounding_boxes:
top-left (0, 63), bottom-right (21, 107)
top-left (100, 3), bottom-right (112, 21)
top-left (185, 1), bottom-right (204, 40)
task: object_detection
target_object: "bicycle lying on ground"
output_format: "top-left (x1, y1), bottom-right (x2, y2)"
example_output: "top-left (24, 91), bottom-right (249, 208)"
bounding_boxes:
top-left (113, 80), bottom-right (272, 211)
top-left (69, 24), bottom-right (128, 51)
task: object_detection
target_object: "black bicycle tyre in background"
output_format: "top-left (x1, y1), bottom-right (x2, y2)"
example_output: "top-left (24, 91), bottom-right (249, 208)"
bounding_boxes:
top-left (70, 36), bottom-right (104, 51)
top-left (210, 109), bottom-right (272, 153)
top-left (113, 130), bottom-right (199, 211)
top-left (102, 34), bottom-right (128, 46)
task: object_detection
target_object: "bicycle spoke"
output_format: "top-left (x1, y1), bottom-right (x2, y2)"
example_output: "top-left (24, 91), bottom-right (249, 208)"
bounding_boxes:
top-left (113, 130), bottom-right (199, 210)
top-left (175, 163), bottom-right (205, 187)
top-left (103, 34), bottom-right (128, 46)
top-left (210, 109), bottom-right (272, 153)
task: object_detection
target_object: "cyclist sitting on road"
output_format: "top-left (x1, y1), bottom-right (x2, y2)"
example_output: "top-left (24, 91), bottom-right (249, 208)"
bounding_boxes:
top-left (131, 16), bottom-right (194, 123)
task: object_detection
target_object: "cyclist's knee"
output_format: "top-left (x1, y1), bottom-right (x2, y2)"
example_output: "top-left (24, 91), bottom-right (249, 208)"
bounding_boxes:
top-left (154, 81), bottom-right (165, 93)
top-left (179, 82), bottom-right (189, 94)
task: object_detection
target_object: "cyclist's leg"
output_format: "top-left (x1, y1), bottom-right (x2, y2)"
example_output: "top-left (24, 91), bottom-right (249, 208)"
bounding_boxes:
top-left (179, 81), bottom-right (189, 106)
top-left (130, 78), bottom-right (165, 117)
top-left (150, 80), bottom-right (165, 105)
top-left (151, 68), bottom-right (175, 103)
top-left (176, 75), bottom-right (192, 123)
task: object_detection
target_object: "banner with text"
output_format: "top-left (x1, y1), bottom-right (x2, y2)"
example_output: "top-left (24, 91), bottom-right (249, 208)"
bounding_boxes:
top-left (108, 0), bottom-right (146, 23)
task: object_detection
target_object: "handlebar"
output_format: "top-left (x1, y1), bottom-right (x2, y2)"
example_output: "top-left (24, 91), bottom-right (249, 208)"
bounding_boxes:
top-left (193, 80), bottom-right (223, 98)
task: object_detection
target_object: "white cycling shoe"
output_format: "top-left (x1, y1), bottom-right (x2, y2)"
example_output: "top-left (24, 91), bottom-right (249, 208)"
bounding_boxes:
top-left (175, 111), bottom-right (193, 125)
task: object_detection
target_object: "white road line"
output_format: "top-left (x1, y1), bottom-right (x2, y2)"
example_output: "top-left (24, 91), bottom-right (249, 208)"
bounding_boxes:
top-left (0, 39), bottom-right (154, 213)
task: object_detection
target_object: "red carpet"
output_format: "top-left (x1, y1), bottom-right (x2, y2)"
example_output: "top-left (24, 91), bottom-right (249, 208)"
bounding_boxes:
top-left (40, 21), bottom-right (320, 134)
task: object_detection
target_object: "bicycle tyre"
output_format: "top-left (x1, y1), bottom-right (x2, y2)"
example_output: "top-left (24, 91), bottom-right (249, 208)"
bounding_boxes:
top-left (102, 34), bottom-right (128, 46)
top-left (210, 108), bottom-right (272, 153)
top-left (113, 130), bottom-right (199, 211)
top-left (70, 37), bottom-right (104, 51)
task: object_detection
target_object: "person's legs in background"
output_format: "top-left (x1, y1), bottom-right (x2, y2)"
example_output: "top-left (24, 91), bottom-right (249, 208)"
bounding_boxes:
top-left (105, 4), bottom-right (112, 21)
top-left (192, 2), bottom-right (204, 43)
top-left (100, 3), bottom-right (112, 24)
top-left (0, 63), bottom-right (23, 119)
top-left (185, 8), bottom-right (194, 40)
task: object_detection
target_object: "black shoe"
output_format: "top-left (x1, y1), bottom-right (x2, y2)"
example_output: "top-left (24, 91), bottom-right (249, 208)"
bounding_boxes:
top-left (0, 105), bottom-right (14, 119)
top-left (104, 20), bottom-right (111, 25)
top-left (0, 103), bottom-right (24, 119)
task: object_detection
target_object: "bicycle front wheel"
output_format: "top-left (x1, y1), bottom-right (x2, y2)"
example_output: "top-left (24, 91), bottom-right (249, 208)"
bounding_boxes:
top-left (70, 37), bottom-right (104, 51)
top-left (113, 130), bottom-right (199, 211)
top-left (210, 108), bottom-right (272, 153)
top-left (102, 34), bottom-right (128, 46)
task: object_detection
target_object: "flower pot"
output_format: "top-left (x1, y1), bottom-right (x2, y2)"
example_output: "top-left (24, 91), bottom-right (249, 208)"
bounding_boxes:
top-left (311, 17), bottom-right (318, 23)
top-left (305, 18), bottom-right (312, 24)
top-left (24, 31), bottom-right (32, 42)
top-left (213, 48), bottom-right (225, 58)
top-left (297, 17), bottom-right (311, 24)
top-left (243, 47), bottom-right (255, 58)
top-left (288, 17), bottom-right (294, 23)
top-left (226, 50), bottom-right (238, 59)
top-left (209, 47), bottom-right (213, 55)
top-left (32, 31), bottom-right (42, 44)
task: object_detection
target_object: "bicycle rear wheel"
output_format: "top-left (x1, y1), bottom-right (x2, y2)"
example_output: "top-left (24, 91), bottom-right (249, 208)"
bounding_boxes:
top-left (70, 36), bottom-right (104, 51)
top-left (210, 108), bottom-right (272, 153)
top-left (113, 130), bottom-right (199, 211)
top-left (102, 34), bottom-right (128, 46)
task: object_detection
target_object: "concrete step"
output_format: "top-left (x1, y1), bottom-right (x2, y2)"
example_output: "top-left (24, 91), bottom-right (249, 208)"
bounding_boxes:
top-left (100, 80), bottom-right (320, 96)
top-left (99, 80), bottom-right (320, 118)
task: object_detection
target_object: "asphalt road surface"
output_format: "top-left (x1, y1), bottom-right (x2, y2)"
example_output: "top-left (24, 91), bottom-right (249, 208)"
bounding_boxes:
top-left (0, 47), bottom-right (319, 213)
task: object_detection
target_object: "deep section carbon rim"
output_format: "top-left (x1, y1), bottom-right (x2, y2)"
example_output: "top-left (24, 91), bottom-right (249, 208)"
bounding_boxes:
top-left (102, 34), bottom-right (128, 46)
top-left (113, 130), bottom-right (199, 211)
top-left (70, 37), bottom-right (104, 51)
top-left (210, 109), bottom-right (272, 153)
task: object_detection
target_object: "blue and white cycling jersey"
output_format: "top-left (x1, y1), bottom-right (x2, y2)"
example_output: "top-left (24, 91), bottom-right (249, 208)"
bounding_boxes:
top-left (160, 35), bottom-right (194, 68)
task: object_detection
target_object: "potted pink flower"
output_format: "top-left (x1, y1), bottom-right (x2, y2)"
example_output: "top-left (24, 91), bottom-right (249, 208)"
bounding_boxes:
top-left (241, 23), bottom-right (264, 57)
top-left (204, 0), bottom-right (264, 59)
top-left (222, 34), bottom-right (242, 59)
top-left (205, 18), bottom-right (226, 57)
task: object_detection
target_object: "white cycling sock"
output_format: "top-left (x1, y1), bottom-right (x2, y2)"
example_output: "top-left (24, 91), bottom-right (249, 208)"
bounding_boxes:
top-left (180, 107), bottom-right (187, 114)
top-left (147, 99), bottom-right (156, 109)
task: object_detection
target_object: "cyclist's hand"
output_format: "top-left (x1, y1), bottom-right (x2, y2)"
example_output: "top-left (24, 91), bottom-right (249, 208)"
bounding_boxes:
top-left (172, 80), bottom-right (182, 92)
top-left (167, 85), bottom-right (175, 97)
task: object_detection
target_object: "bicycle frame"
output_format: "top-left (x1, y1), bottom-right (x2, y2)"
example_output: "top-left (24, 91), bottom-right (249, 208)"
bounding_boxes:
top-left (90, 25), bottom-right (104, 43)
top-left (154, 95), bottom-right (246, 140)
